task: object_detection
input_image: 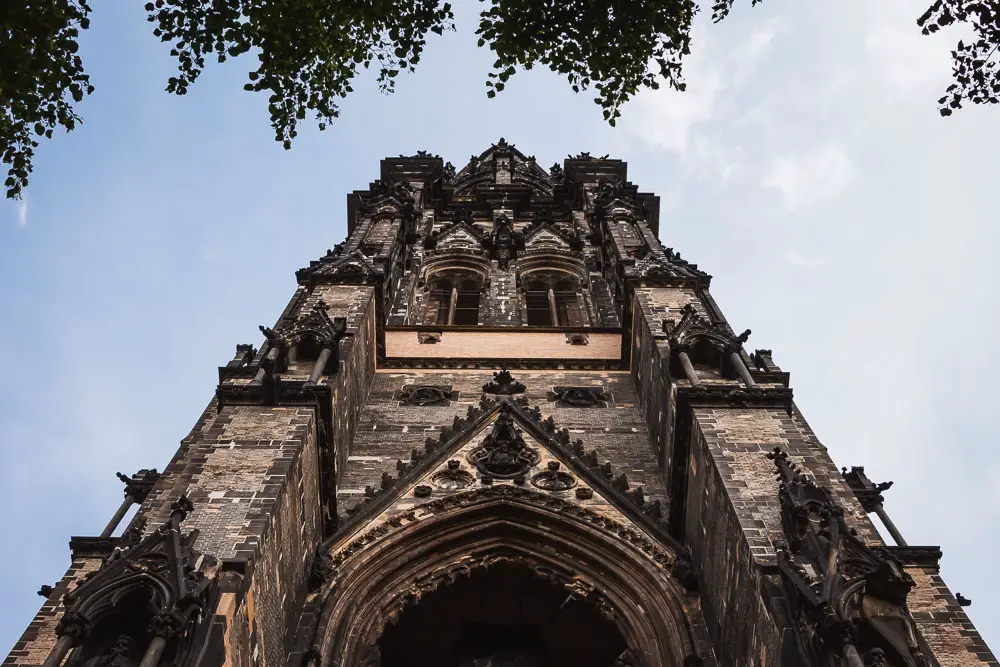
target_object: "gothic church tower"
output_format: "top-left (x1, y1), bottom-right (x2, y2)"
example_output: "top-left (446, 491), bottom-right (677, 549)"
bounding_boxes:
top-left (5, 142), bottom-right (996, 667)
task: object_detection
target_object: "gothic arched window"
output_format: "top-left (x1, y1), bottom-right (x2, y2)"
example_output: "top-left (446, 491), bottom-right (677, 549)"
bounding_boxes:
top-left (522, 272), bottom-right (584, 327)
top-left (427, 271), bottom-right (483, 326)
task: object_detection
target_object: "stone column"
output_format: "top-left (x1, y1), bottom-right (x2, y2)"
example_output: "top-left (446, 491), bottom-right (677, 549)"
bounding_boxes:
top-left (101, 470), bottom-right (160, 538)
top-left (729, 351), bottom-right (757, 388)
top-left (41, 612), bottom-right (89, 667)
top-left (447, 286), bottom-right (458, 325)
top-left (678, 350), bottom-right (700, 386)
top-left (547, 288), bottom-right (559, 327)
top-left (306, 346), bottom-right (334, 386)
top-left (842, 467), bottom-right (907, 546)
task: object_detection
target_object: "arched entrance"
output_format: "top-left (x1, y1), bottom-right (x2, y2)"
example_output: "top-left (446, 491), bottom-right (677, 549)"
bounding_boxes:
top-left (307, 487), bottom-right (705, 667)
top-left (378, 562), bottom-right (627, 667)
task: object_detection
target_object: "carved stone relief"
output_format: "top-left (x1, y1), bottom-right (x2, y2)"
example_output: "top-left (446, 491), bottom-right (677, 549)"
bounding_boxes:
top-left (397, 385), bottom-right (455, 406)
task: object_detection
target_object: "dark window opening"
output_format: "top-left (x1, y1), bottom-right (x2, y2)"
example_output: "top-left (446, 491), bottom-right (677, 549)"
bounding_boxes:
top-left (522, 274), bottom-right (584, 327)
top-left (378, 563), bottom-right (626, 667)
top-left (524, 289), bottom-right (552, 326)
top-left (70, 589), bottom-right (156, 667)
top-left (427, 272), bottom-right (483, 326)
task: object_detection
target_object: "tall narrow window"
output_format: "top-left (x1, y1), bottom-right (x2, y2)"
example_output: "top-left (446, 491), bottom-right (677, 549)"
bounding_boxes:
top-left (427, 272), bottom-right (482, 326)
top-left (522, 273), bottom-right (585, 327)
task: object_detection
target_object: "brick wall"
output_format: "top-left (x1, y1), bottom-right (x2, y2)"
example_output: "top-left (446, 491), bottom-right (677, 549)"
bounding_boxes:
top-left (138, 405), bottom-right (318, 561)
top-left (328, 291), bottom-right (377, 487)
top-left (629, 292), bottom-right (673, 471)
top-left (633, 285), bottom-right (710, 334)
top-left (907, 567), bottom-right (999, 666)
top-left (3, 558), bottom-right (102, 667)
top-left (683, 422), bottom-right (783, 666)
top-left (688, 407), bottom-right (879, 566)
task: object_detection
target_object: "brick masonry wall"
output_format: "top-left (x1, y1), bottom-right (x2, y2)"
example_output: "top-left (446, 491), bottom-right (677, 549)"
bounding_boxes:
top-left (125, 402), bottom-right (325, 667)
top-left (684, 405), bottom-right (1000, 665)
top-left (629, 292), bottom-right (673, 471)
top-left (689, 406), bottom-right (878, 567)
top-left (683, 423), bottom-right (782, 666)
top-left (327, 292), bottom-right (377, 488)
top-left (338, 369), bottom-right (666, 518)
top-left (302, 285), bottom-right (374, 335)
top-left (238, 428), bottom-right (322, 667)
top-left (138, 406), bottom-right (318, 561)
top-left (633, 285), bottom-right (711, 334)
top-left (907, 567), bottom-right (999, 666)
top-left (3, 558), bottom-right (102, 667)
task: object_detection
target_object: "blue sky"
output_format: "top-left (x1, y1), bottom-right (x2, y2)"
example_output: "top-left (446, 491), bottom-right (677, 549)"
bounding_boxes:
top-left (2, 0), bottom-right (998, 654)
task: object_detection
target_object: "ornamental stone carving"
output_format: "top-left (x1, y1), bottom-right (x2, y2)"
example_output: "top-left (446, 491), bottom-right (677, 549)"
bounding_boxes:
top-left (482, 368), bottom-right (526, 395)
top-left (468, 405), bottom-right (540, 479)
top-left (398, 385), bottom-right (455, 406)
top-left (548, 386), bottom-right (609, 408)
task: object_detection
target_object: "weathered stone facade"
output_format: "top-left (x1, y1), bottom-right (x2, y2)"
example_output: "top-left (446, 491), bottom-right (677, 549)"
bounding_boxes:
top-left (5, 143), bottom-right (994, 667)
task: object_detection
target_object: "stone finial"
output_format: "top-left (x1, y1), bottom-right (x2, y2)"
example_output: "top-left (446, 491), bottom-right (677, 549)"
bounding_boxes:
top-left (482, 367), bottom-right (526, 395)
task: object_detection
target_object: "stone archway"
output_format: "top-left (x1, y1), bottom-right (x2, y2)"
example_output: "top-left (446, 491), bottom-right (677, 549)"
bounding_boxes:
top-left (378, 561), bottom-right (627, 667)
top-left (306, 490), bottom-right (706, 667)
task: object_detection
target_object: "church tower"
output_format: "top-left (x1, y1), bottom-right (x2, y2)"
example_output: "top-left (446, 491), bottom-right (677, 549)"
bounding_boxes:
top-left (5, 143), bottom-right (996, 667)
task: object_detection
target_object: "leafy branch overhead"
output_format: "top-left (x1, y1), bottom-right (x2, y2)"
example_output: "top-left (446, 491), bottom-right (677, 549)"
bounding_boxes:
top-left (2, 0), bottom-right (1000, 200)
top-left (918, 0), bottom-right (1000, 115)
top-left (1, 1), bottom-right (93, 199)
top-left (143, 0), bottom-right (456, 149)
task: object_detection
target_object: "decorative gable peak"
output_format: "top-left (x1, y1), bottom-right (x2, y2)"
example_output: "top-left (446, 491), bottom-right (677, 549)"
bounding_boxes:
top-left (329, 396), bottom-right (686, 570)
top-left (453, 138), bottom-right (555, 196)
top-left (523, 223), bottom-right (582, 254)
top-left (482, 367), bottom-right (526, 395)
top-left (435, 225), bottom-right (484, 253)
top-left (261, 300), bottom-right (347, 349)
top-left (296, 249), bottom-right (384, 287)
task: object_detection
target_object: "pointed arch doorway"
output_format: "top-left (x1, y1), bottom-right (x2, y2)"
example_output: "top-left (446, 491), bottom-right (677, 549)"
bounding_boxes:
top-left (306, 488), bottom-right (708, 667)
top-left (377, 561), bottom-right (627, 667)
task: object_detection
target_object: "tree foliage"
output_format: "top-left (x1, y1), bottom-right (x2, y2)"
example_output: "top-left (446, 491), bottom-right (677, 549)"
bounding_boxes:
top-left (918, 1), bottom-right (1000, 115)
top-left (3, 0), bottom-right (1000, 200)
top-left (143, 0), bottom-right (455, 149)
top-left (1, 1), bottom-right (93, 199)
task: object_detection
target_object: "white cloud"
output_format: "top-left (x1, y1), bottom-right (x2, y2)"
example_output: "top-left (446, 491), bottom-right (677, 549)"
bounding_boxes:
top-left (625, 67), bottom-right (724, 155)
top-left (760, 145), bottom-right (854, 210)
top-left (864, 3), bottom-right (952, 94)
top-left (738, 20), bottom-right (781, 78)
top-left (622, 19), bottom-right (780, 156)
top-left (783, 248), bottom-right (830, 269)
